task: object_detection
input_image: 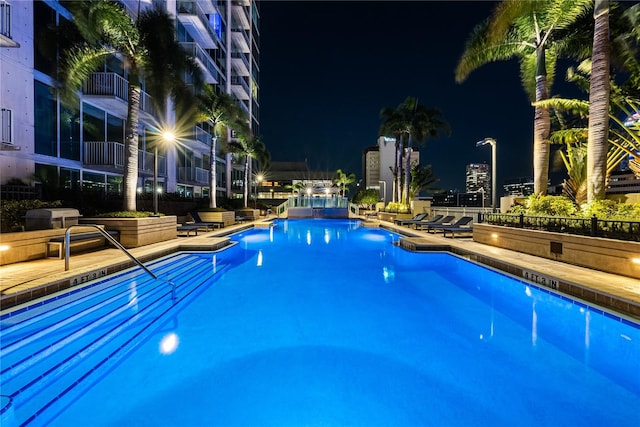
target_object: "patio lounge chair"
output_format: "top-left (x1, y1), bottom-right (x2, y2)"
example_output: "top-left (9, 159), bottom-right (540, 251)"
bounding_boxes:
top-left (442, 224), bottom-right (474, 238)
top-left (188, 211), bottom-right (223, 231)
top-left (394, 212), bottom-right (428, 226)
top-left (413, 215), bottom-right (455, 230)
top-left (428, 216), bottom-right (473, 234)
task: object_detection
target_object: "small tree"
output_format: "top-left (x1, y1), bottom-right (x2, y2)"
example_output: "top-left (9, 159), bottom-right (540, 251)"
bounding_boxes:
top-left (352, 189), bottom-right (380, 211)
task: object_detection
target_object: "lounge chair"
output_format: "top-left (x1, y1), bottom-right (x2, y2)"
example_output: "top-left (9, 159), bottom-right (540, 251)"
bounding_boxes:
top-left (188, 211), bottom-right (223, 231)
top-left (404, 214), bottom-right (446, 228)
top-left (442, 224), bottom-right (474, 238)
top-left (394, 212), bottom-right (428, 226)
top-left (413, 215), bottom-right (455, 230)
top-left (428, 216), bottom-right (474, 234)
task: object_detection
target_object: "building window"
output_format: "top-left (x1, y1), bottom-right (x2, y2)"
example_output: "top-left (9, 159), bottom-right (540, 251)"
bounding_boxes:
top-left (34, 81), bottom-right (57, 156)
top-left (0, 0), bottom-right (11, 39)
top-left (0, 107), bottom-right (11, 144)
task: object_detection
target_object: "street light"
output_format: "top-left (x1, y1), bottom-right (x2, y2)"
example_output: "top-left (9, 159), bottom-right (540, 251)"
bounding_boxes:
top-left (154, 131), bottom-right (174, 215)
top-left (378, 180), bottom-right (387, 203)
top-left (476, 137), bottom-right (497, 211)
top-left (255, 173), bottom-right (264, 208)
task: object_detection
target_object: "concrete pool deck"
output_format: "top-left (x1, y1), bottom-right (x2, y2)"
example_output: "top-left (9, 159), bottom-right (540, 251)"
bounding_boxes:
top-left (1, 217), bottom-right (639, 321)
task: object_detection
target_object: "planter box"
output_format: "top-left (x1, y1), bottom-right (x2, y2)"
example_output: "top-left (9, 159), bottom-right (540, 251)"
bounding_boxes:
top-left (235, 209), bottom-right (260, 220)
top-left (197, 211), bottom-right (236, 227)
top-left (473, 223), bottom-right (640, 279)
top-left (80, 216), bottom-right (177, 248)
top-left (0, 226), bottom-right (108, 265)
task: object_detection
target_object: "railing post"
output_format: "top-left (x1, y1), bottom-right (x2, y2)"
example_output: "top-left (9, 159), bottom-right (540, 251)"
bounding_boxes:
top-left (477, 212), bottom-right (483, 223)
top-left (519, 213), bottom-right (524, 228)
top-left (591, 215), bottom-right (598, 236)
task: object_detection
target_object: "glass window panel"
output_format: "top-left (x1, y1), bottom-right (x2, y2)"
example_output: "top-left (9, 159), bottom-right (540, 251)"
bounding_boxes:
top-left (82, 171), bottom-right (106, 191)
top-left (34, 81), bottom-right (57, 156)
top-left (107, 114), bottom-right (124, 144)
top-left (33, 1), bottom-right (56, 75)
top-left (60, 168), bottom-right (80, 190)
top-left (60, 102), bottom-right (80, 160)
top-left (82, 103), bottom-right (105, 142)
top-left (107, 175), bottom-right (123, 194)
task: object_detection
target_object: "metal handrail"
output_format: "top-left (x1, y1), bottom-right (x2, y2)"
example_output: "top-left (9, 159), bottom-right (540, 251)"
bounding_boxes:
top-left (63, 224), bottom-right (176, 300)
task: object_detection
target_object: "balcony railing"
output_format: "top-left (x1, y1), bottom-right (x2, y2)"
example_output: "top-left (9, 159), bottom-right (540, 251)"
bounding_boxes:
top-left (178, 166), bottom-right (209, 184)
top-left (177, 1), bottom-right (223, 47)
top-left (180, 42), bottom-right (221, 83)
top-left (231, 75), bottom-right (250, 97)
top-left (231, 51), bottom-right (250, 74)
top-left (84, 141), bottom-right (166, 175)
top-left (83, 72), bottom-right (155, 116)
top-left (193, 126), bottom-right (212, 146)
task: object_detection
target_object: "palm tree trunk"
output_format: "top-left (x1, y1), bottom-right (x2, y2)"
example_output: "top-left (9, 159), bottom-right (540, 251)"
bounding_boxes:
top-left (243, 157), bottom-right (250, 208)
top-left (396, 136), bottom-right (403, 203)
top-left (403, 136), bottom-right (413, 205)
top-left (123, 84), bottom-right (141, 211)
top-left (587, 0), bottom-right (610, 202)
top-left (533, 47), bottom-right (551, 196)
top-left (209, 135), bottom-right (217, 208)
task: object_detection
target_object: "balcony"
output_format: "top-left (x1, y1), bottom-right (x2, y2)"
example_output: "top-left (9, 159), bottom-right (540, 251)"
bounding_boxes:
top-left (83, 141), bottom-right (166, 175)
top-left (230, 76), bottom-right (250, 100)
top-left (232, 2), bottom-right (250, 30)
top-left (82, 73), bottom-right (155, 120)
top-left (231, 52), bottom-right (250, 76)
top-left (192, 126), bottom-right (212, 146)
top-left (180, 42), bottom-right (221, 84)
top-left (231, 28), bottom-right (250, 53)
top-left (0, 1), bottom-right (18, 48)
top-left (177, 1), bottom-right (221, 49)
top-left (178, 166), bottom-right (209, 184)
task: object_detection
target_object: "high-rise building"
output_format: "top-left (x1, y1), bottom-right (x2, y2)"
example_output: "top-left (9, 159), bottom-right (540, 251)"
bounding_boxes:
top-left (362, 137), bottom-right (419, 204)
top-left (0, 0), bottom-right (259, 202)
top-left (466, 163), bottom-right (490, 203)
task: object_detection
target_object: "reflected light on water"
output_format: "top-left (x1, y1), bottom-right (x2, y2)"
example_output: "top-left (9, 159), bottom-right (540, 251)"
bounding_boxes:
top-left (257, 250), bottom-right (263, 267)
top-left (362, 233), bottom-right (386, 242)
top-left (159, 333), bottom-right (179, 355)
top-left (242, 234), bottom-right (270, 243)
top-left (306, 230), bottom-right (311, 246)
top-left (324, 229), bottom-right (330, 244)
top-left (382, 267), bottom-right (395, 283)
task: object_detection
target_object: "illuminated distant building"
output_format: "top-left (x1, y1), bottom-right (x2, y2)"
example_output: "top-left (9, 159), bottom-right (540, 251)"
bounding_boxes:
top-left (466, 163), bottom-right (490, 203)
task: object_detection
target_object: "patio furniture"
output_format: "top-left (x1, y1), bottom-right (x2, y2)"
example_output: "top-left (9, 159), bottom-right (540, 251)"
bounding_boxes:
top-left (414, 215), bottom-right (455, 230)
top-left (394, 212), bottom-right (428, 226)
top-left (428, 216), bottom-right (474, 234)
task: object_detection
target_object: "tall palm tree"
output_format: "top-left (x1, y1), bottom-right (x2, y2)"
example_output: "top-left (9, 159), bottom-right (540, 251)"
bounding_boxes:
top-left (587, 0), bottom-right (611, 202)
top-left (379, 109), bottom-right (404, 204)
top-left (380, 97), bottom-right (449, 205)
top-left (334, 169), bottom-right (356, 197)
top-left (198, 86), bottom-right (248, 208)
top-left (59, 1), bottom-right (199, 211)
top-left (456, 0), bottom-right (592, 196)
top-left (229, 134), bottom-right (270, 208)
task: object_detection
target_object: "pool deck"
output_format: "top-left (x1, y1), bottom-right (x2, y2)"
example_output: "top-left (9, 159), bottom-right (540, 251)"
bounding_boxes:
top-left (1, 217), bottom-right (639, 322)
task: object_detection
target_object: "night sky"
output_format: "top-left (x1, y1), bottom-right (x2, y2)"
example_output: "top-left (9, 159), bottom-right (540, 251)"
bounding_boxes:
top-left (259, 1), bottom-right (549, 192)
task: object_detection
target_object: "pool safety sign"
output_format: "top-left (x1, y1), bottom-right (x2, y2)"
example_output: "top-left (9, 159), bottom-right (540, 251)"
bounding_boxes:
top-left (523, 269), bottom-right (558, 290)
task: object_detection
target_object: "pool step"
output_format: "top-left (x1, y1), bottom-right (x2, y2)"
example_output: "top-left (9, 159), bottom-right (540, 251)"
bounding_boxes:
top-left (0, 254), bottom-right (230, 426)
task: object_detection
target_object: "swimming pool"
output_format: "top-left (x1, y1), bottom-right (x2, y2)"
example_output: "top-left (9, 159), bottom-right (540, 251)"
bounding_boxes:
top-left (1, 219), bottom-right (639, 426)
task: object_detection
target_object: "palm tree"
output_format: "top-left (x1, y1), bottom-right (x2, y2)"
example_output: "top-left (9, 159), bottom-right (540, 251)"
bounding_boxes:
top-left (587, 0), bottom-right (611, 202)
top-left (379, 109), bottom-right (404, 204)
top-left (456, 0), bottom-right (592, 196)
top-left (59, 1), bottom-right (199, 211)
top-left (334, 169), bottom-right (356, 197)
top-left (380, 97), bottom-right (449, 205)
top-left (409, 164), bottom-right (440, 201)
top-left (229, 134), bottom-right (270, 208)
top-left (197, 86), bottom-right (248, 208)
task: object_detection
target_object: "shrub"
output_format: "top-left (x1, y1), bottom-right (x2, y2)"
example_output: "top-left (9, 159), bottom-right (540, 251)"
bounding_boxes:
top-left (526, 194), bottom-right (578, 217)
top-left (385, 202), bottom-right (410, 213)
top-left (0, 199), bottom-right (62, 232)
top-left (94, 211), bottom-right (162, 218)
top-left (582, 200), bottom-right (640, 220)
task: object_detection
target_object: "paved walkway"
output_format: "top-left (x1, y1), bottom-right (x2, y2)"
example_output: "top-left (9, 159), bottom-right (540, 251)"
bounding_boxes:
top-left (1, 217), bottom-right (639, 321)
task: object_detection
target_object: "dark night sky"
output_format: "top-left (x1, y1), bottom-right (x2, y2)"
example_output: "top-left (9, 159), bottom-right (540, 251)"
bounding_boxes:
top-left (259, 1), bottom-right (546, 192)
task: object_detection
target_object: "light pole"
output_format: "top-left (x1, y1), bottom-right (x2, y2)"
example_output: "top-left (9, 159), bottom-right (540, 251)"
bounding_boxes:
top-left (154, 131), bottom-right (175, 215)
top-left (255, 173), bottom-right (263, 208)
top-left (476, 137), bottom-right (497, 211)
top-left (378, 180), bottom-right (386, 204)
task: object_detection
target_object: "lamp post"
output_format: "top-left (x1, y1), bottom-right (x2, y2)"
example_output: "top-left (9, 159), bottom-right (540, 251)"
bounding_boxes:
top-left (154, 131), bottom-right (175, 215)
top-left (476, 137), bottom-right (497, 211)
top-left (378, 180), bottom-right (387, 204)
top-left (255, 173), bottom-right (263, 208)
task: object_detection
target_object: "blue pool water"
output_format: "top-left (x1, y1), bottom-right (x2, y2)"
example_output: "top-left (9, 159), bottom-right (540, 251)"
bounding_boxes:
top-left (1, 219), bottom-right (639, 426)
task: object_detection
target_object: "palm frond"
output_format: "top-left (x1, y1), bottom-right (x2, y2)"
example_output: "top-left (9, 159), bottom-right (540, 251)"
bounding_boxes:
top-left (533, 97), bottom-right (590, 115)
top-left (59, 45), bottom-right (114, 105)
